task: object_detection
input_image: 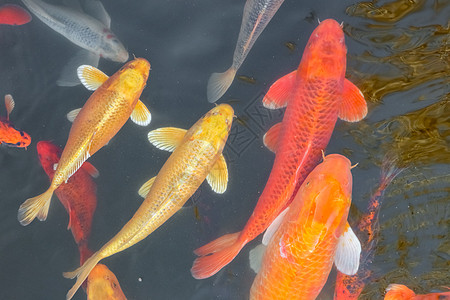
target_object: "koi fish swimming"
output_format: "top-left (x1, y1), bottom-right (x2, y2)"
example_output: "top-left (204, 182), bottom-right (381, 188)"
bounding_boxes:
top-left (36, 141), bottom-right (98, 264)
top-left (207, 0), bottom-right (285, 103)
top-left (63, 104), bottom-right (234, 300)
top-left (21, 0), bottom-right (128, 86)
top-left (191, 19), bottom-right (368, 279)
top-left (249, 154), bottom-right (361, 300)
top-left (0, 4), bottom-right (31, 25)
top-left (0, 94), bottom-right (31, 148)
top-left (334, 155), bottom-right (403, 300)
top-left (18, 58), bottom-right (151, 226)
top-left (384, 284), bottom-right (450, 300)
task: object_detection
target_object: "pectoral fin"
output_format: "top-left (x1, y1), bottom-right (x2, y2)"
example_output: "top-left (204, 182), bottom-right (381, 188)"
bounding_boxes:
top-left (206, 154), bottom-right (228, 194)
top-left (249, 244), bottom-right (267, 273)
top-left (57, 50), bottom-right (99, 87)
top-left (138, 176), bottom-right (156, 198)
top-left (262, 70), bottom-right (296, 109)
top-left (4, 94), bottom-right (14, 120)
top-left (147, 127), bottom-right (187, 152)
top-left (77, 65), bottom-right (109, 91)
top-left (262, 207), bottom-right (289, 245)
top-left (67, 108), bottom-right (82, 123)
top-left (263, 122), bottom-right (282, 153)
top-left (130, 100), bottom-right (151, 126)
top-left (338, 79), bottom-right (368, 122)
top-left (83, 0), bottom-right (111, 28)
top-left (334, 222), bottom-right (361, 275)
top-left (82, 162), bottom-right (99, 178)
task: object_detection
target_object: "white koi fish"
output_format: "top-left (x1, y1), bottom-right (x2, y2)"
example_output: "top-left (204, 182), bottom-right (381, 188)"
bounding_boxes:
top-left (21, 0), bottom-right (129, 86)
top-left (207, 0), bottom-right (285, 103)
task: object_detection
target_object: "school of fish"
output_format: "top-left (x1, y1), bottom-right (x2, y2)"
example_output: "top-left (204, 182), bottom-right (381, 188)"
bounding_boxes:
top-left (1, 0), bottom-right (446, 299)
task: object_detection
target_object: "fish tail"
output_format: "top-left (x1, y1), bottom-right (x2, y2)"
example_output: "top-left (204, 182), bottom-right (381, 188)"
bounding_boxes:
top-left (17, 188), bottom-right (54, 226)
top-left (63, 251), bottom-right (103, 300)
top-left (380, 153), bottom-right (404, 189)
top-left (384, 284), bottom-right (416, 299)
top-left (207, 67), bottom-right (237, 103)
top-left (191, 232), bottom-right (243, 279)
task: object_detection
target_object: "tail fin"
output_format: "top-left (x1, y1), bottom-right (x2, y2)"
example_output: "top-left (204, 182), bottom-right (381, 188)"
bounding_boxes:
top-left (18, 188), bottom-right (54, 226)
top-left (206, 67), bottom-right (237, 103)
top-left (384, 284), bottom-right (416, 299)
top-left (191, 232), bottom-right (243, 279)
top-left (63, 252), bottom-right (102, 300)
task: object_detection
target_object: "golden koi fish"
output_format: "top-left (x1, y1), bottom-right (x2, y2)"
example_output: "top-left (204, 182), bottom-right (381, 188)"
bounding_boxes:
top-left (18, 58), bottom-right (151, 226)
top-left (63, 104), bottom-right (234, 300)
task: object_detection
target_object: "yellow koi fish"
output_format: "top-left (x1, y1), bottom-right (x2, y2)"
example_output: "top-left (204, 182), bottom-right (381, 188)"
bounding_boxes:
top-left (63, 104), bottom-right (234, 300)
top-left (18, 58), bottom-right (151, 226)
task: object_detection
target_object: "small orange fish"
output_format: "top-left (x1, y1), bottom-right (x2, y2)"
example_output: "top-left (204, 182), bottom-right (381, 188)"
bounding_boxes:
top-left (249, 154), bottom-right (361, 300)
top-left (384, 284), bottom-right (450, 300)
top-left (87, 264), bottom-right (127, 300)
top-left (18, 58), bottom-right (151, 226)
top-left (0, 94), bottom-right (31, 148)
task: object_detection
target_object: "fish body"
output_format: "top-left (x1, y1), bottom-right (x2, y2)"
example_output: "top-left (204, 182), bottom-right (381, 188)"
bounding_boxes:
top-left (0, 4), bottom-right (31, 25)
top-left (385, 284), bottom-right (450, 300)
top-left (87, 264), bottom-right (127, 300)
top-left (63, 104), bottom-right (234, 300)
top-left (334, 156), bottom-right (403, 299)
top-left (21, 0), bottom-right (128, 85)
top-left (250, 154), bottom-right (361, 300)
top-left (18, 58), bottom-right (150, 227)
top-left (36, 141), bottom-right (97, 264)
top-left (191, 19), bottom-right (368, 279)
top-left (0, 94), bottom-right (31, 148)
top-left (207, 0), bottom-right (285, 102)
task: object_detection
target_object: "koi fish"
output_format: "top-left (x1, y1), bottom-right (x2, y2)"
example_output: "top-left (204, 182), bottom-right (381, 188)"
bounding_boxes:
top-left (191, 19), bottom-right (367, 279)
top-left (18, 58), bottom-right (151, 226)
top-left (207, 0), bottom-right (285, 103)
top-left (87, 264), bottom-right (127, 300)
top-left (0, 94), bottom-right (31, 148)
top-left (0, 4), bottom-right (31, 25)
top-left (384, 284), bottom-right (450, 300)
top-left (249, 154), bottom-right (361, 299)
top-left (36, 141), bottom-right (97, 264)
top-left (334, 155), bottom-right (403, 299)
top-left (63, 104), bottom-right (234, 300)
top-left (21, 0), bottom-right (129, 86)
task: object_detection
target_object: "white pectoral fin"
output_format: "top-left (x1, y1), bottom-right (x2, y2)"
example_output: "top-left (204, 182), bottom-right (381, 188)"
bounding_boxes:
top-left (57, 50), bottom-right (100, 87)
top-left (138, 176), bottom-right (156, 198)
top-left (262, 207), bottom-right (289, 245)
top-left (206, 154), bottom-right (228, 194)
top-left (83, 0), bottom-right (111, 28)
top-left (4, 94), bottom-right (15, 120)
top-left (130, 100), bottom-right (151, 126)
top-left (249, 244), bottom-right (267, 274)
top-left (77, 65), bottom-right (109, 91)
top-left (67, 108), bottom-right (82, 122)
top-left (147, 127), bottom-right (187, 152)
top-left (334, 223), bottom-right (361, 275)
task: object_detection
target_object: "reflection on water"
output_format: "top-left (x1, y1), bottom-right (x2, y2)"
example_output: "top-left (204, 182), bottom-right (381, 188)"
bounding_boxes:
top-left (346, 0), bottom-right (426, 23)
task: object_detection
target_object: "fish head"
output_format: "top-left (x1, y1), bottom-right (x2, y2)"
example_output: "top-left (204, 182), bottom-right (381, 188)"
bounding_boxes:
top-left (87, 264), bottom-right (126, 300)
top-left (2, 123), bottom-right (31, 148)
top-left (111, 58), bottom-right (150, 103)
top-left (300, 19), bottom-right (347, 79)
top-left (100, 29), bottom-right (129, 63)
top-left (36, 141), bottom-right (61, 177)
top-left (191, 104), bottom-right (234, 150)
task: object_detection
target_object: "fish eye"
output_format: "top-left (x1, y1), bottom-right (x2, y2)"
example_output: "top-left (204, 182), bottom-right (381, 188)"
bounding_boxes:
top-left (20, 131), bottom-right (25, 137)
top-left (15, 142), bottom-right (21, 146)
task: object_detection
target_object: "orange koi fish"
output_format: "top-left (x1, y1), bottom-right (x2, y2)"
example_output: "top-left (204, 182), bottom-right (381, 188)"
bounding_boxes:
top-left (0, 4), bottom-right (31, 25)
top-left (334, 155), bottom-right (403, 299)
top-left (385, 284), bottom-right (450, 300)
top-left (87, 264), bottom-right (127, 300)
top-left (63, 104), bottom-right (234, 300)
top-left (249, 154), bottom-right (361, 299)
top-left (191, 19), bottom-right (367, 279)
top-left (0, 94), bottom-right (31, 148)
top-left (18, 58), bottom-right (151, 226)
top-left (36, 141), bottom-right (98, 264)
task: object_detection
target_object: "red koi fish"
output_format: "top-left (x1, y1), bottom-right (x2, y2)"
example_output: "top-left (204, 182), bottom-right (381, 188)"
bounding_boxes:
top-left (384, 284), bottom-right (450, 300)
top-left (36, 141), bottom-right (97, 264)
top-left (0, 4), bottom-right (31, 25)
top-left (191, 18), bottom-right (368, 279)
top-left (334, 155), bottom-right (403, 299)
top-left (0, 94), bottom-right (31, 148)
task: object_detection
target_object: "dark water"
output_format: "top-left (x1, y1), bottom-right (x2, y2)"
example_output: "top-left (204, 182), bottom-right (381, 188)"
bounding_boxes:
top-left (0, 0), bottom-right (448, 299)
